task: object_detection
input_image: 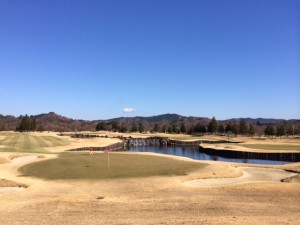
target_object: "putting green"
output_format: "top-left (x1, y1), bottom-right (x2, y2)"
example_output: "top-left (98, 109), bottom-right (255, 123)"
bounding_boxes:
top-left (19, 153), bottom-right (206, 179)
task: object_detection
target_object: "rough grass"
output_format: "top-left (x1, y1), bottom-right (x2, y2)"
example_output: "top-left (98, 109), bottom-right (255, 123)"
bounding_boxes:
top-left (19, 153), bottom-right (206, 180)
top-left (0, 133), bottom-right (69, 153)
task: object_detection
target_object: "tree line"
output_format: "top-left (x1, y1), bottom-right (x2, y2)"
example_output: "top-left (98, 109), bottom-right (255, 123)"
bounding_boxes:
top-left (11, 114), bottom-right (300, 137)
top-left (95, 117), bottom-right (300, 137)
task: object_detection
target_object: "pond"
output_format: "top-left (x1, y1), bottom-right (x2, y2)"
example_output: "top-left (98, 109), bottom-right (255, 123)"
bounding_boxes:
top-left (128, 146), bottom-right (295, 165)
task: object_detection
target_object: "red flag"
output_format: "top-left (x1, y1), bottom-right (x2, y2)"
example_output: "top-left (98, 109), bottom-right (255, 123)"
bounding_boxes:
top-left (104, 150), bottom-right (109, 154)
top-left (89, 147), bottom-right (94, 155)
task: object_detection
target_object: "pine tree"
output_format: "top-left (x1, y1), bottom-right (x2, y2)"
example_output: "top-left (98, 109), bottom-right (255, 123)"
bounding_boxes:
top-left (188, 124), bottom-right (195, 134)
top-left (249, 124), bottom-right (255, 137)
top-left (130, 123), bottom-right (138, 132)
top-left (180, 123), bottom-right (187, 133)
top-left (276, 124), bottom-right (285, 137)
top-left (96, 122), bottom-right (106, 131)
top-left (239, 120), bottom-right (248, 135)
top-left (265, 125), bottom-right (274, 136)
top-left (232, 123), bottom-right (239, 137)
top-left (208, 117), bottom-right (218, 133)
top-left (171, 124), bottom-right (177, 133)
top-left (286, 124), bottom-right (294, 136)
top-left (162, 124), bottom-right (167, 133)
top-left (119, 123), bottom-right (128, 133)
top-left (153, 124), bottom-right (160, 132)
top-left (111, 121), bottom-right (119, 131)
top-left (138, 122), bottom-right (145, 133)
top-left (17, 114), bottom-right (31, 132)
top-left (225, 124), bottom-right (232, 133)
top-left (30, 117), bottom-right (37, 131)
top-left (194, 122), bottom-right (206, 134)
top-left (218, 124), bottom-right (225, 134)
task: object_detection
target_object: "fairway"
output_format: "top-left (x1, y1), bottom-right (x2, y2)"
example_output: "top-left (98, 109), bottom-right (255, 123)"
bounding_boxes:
top-left (0, 133), bottom-right (69, 153)
top-left (19, 153), bottom-right (206, 179)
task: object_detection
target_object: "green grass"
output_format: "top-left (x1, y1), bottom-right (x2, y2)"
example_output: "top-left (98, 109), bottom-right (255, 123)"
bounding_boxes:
top-left (0, 133), bottom-right (69, 153)
top-left (19, 153), bottom-right (206, 179)
top-left (240, 144), bottom-right (300, 151)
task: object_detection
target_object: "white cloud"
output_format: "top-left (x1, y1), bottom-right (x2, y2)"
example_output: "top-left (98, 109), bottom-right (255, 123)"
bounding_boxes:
top-left (122, 108), bottom-right (136, 113)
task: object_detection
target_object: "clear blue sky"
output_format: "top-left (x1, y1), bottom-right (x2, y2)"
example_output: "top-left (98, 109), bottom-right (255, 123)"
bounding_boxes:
top-left (0, 0), bottom-right (299, 120)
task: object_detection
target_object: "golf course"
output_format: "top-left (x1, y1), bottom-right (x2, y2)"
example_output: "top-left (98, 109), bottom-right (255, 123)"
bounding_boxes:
top-left (0, 132), bottom-right (300, 224)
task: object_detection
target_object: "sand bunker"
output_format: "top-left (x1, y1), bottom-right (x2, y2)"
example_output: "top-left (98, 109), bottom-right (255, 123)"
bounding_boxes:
top-left (185, 167), bottom-right (297, 187)
top-left (0, 187), bottom-right (26, 194)
top-left (0, 178), bottom-right (28, 194)
top-left (11, 155), bottom-right (38, 164)
top-left (0, 155), bottom-right (38, 194)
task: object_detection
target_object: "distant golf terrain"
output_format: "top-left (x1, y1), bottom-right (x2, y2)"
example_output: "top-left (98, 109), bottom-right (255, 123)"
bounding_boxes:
top-left (19, 153), bottom-right (206, 179)
top-left (0, 133), bottom-right (69, 153)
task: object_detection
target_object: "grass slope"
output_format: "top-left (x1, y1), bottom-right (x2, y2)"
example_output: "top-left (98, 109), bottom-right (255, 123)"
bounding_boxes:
top-left (0, 133), bottom-right (69, 153)
top-left (19, 153), bottom-right (206, 179)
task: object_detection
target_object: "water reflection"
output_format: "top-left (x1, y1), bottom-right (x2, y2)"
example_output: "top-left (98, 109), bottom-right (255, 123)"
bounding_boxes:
top-left (129, 146), bottom-right (290, 165)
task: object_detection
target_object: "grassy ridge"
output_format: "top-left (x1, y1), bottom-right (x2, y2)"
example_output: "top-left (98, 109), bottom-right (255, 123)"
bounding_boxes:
top-left (19, 153), bottom-right (206, 179)
top-left (240, 144), bottom-right (300, 151)
top-left (0, 133), bottom-right (69, 153)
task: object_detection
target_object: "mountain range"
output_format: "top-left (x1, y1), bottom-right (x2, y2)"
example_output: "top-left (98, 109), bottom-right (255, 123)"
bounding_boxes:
top-left (0, 112), bottom-right (298, 132)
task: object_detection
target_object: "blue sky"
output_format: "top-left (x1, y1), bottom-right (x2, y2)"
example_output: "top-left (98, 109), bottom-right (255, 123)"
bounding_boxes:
top-left (0, 0), bottom-right (299, 120)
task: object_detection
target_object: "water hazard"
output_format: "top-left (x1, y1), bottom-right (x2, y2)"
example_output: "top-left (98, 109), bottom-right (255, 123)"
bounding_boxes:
top-left (128, 146), bottom-right (294, 165)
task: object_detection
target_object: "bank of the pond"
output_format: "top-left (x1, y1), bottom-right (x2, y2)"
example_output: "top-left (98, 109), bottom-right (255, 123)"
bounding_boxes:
top-left (128, 146), bottom-right (296, 165)
top-left (198, 146), bottom-right (299, 164)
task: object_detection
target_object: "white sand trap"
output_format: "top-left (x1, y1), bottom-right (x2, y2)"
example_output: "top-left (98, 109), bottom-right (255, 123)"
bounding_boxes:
top-left (185, 167), bottom-right (297, 187)
top-left (0, 187), bottom-right (26, 194)
top-left (11, 155), bottom-right (38, 164)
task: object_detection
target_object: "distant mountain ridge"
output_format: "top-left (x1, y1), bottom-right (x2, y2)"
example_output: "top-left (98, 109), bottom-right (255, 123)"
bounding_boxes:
top-left (224, 118), bottom-right (287, 124)
top-left (0, 112), bottom-right (298, 132)
top-left (108, 113), bottom-right (187, 123)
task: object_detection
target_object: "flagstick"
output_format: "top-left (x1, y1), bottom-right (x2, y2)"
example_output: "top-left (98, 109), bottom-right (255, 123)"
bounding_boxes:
top-left (107, 152), bottom-right (110, 169)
